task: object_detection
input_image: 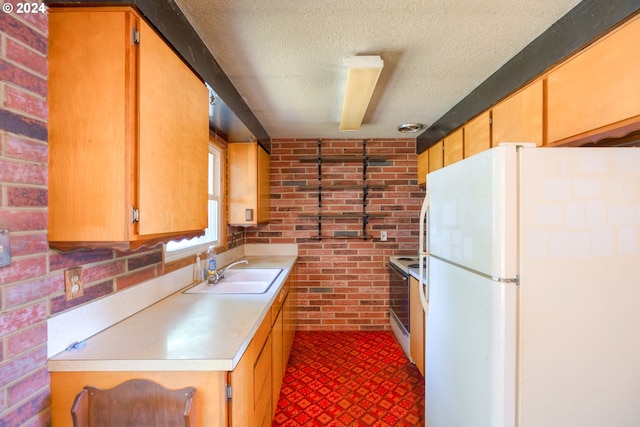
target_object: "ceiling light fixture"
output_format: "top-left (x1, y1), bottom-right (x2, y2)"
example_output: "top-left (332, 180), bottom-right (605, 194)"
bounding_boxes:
top-left (339, 55), bottom-right (384, 131)
top-left (397, 123), bottom-right (425, 133)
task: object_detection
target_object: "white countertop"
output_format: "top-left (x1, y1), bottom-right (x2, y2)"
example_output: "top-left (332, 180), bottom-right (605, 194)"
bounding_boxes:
top-left (47, 255), bottom-right (297, 372)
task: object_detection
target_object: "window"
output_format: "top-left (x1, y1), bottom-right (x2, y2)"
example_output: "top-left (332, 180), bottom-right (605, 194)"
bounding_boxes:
top-left (164, 138), bottom-right (226, 262)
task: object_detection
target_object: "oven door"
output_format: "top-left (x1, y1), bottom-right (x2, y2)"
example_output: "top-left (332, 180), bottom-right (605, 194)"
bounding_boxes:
top-left (388, 262), bottom-right (410, 335)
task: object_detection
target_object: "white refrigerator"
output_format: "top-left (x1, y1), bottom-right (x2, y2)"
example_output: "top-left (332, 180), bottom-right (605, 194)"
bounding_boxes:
top-left (418, 144), bottom-right (640, 427)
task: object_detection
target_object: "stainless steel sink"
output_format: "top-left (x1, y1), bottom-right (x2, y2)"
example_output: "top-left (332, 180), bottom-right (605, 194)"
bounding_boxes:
top-left (184, 268), bottom-right (283, 294)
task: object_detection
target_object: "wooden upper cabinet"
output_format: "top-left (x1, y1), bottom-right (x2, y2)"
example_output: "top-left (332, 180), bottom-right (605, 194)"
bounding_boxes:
top-left (464, 111), bottom-right (491, 157)
top-left (48, 7), bottom-right (208, 251)
top-left (417, 150), bottom-right (428, 185)
top-left (547, 15), bottom-right (640, 144)
top-left (492, 79), bottom-right (544, 147)
top-left (229, 142), bottom-right (271, 226)
top-left (443, 128), bottom-right (464, 166)
top-left (428, 141), bottom-right (444, 173)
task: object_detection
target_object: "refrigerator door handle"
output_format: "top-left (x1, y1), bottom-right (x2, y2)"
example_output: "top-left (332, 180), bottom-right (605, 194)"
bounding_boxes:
top-left (418, 190), bottom-right (429, 312)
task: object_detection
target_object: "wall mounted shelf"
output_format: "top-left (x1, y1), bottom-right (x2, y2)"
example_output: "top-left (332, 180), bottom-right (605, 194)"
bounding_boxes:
top-left (296, 139), bottom-right (387, 240)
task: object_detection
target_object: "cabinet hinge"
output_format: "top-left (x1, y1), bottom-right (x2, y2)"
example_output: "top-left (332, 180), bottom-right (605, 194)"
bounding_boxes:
top-left (131, 28), bottom-right (140, 45)
top-left (225, 384), bottom-right (232, 401)
top-left (131, 207), bottom-right (140, 223)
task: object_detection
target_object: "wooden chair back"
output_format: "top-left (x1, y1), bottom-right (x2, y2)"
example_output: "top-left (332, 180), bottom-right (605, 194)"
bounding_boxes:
top-left (70, 378), bottom-right (196, 427)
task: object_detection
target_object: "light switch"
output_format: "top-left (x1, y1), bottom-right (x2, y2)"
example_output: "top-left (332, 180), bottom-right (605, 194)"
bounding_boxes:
top-left (0, 229), bottom-right (11, 268)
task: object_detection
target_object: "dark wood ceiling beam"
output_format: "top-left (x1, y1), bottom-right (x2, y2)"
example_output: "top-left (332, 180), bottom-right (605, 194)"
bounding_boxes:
top-left (416, 0), bottom-right (640, 153)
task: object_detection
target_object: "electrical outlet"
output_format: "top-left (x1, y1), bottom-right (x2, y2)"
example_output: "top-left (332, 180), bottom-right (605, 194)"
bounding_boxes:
top-left (380, 230), bottom-right (387, 241)
top-left (64, 267), bottom-right (84, 301)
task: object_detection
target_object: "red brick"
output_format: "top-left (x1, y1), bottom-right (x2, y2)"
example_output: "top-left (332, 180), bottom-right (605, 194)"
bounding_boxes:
top-left (0, 59), bottom-right (46, 98)
top-left (5, 134), bottom-right (47, 163)
top-left (5, 232), bottom-right (48, 257)
top-left (5, 275), bottom-right (61, 309)
top-left (0, 13), bottom-right (46, 55)
top-left (5, 37), bottom-right (47, 76)
top-left (116, 266), bottom-right (158, 291)
top-left (0, 346), bottom-right (46, 388)
top-left (0, 158), bottom-right (46, 185)
top-left (6, 186), bottom-right (47, 207)
top-left (49, 249), bottom-right (113, 272)
top-left (4, 85), bottom-right (47, 119)
top-left (7, 366), bottom-right (48, 405)
top-left (0, 256), bottom-right (47, 288)
top-left (83, 260), bottom-right (126, 284)
top-left (4, 2), bottom-right (48, 35)
top-left (0, 387), bottom-right (50, 427)
top-left (127, 250), bottom-right (163, 271)
top-left (0, 302), bottom-right (47, 338)
top-left (5, 323), bottom-right (46, 358)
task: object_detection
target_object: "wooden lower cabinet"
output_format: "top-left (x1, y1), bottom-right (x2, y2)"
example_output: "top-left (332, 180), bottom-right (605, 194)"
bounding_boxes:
top-left (409, 277), bottom-right (425, 376)
top-left (50, 370), bottom-right (227, 427)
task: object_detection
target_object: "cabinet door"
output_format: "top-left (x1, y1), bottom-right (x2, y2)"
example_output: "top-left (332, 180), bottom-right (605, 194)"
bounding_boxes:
top-left (417, 150), bottom-right (428, 185)
top-left (138, 19), bottom-right (208, 236)
top-left (48, 9), bottom-right (133, 243)
top-left (229, 143), bottom-right (270, 226)
top-left (464, 111), bottom-right (491, 157)
top-left (229, 143), bottom-right (258, 225)
top-left (492, 80), bottom-right (543, 147)
top-left (428, 141), bottom-right (443, 173)
top-left (229, 312), bottom-right (272, 427)
top-left (443, 128), bottom-right (464, 166)
top-left (409, 277), bottom-right (425, 376)
top-left (547, 16), bottom-right (640, 144)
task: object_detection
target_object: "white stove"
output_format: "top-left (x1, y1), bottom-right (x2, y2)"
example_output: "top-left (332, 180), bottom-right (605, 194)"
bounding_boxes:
top-left (387, 255), bottom-right (421, 361)
top-left (389, 255), bottom-right (422, 274)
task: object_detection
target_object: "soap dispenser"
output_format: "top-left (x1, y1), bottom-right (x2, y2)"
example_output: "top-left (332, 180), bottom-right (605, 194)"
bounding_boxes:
top-left (194, 253), bottom-right (204, 282)
top-left (205, 246), bottom-right (217, 281)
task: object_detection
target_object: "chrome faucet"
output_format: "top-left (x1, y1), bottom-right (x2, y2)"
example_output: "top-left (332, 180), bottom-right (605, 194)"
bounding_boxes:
top-left (208, 259), bottom-right (249, 285)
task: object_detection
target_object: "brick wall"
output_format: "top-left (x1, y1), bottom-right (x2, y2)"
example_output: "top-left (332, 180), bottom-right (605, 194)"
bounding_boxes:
top-left (246, 138), bottom-right (423, 330)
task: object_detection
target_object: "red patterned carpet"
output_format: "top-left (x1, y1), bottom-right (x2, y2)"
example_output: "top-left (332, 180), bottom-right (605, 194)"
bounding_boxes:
top-left (273, 331), bottom-right (425, 427)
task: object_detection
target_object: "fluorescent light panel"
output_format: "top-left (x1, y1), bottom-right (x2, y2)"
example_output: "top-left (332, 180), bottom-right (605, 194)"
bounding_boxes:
top-left (339, 55), bottom-right (384, 131)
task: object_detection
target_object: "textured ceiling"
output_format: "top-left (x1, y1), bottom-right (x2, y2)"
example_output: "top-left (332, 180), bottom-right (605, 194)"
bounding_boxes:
top-left (175, 0), bottom-right (582, 141)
